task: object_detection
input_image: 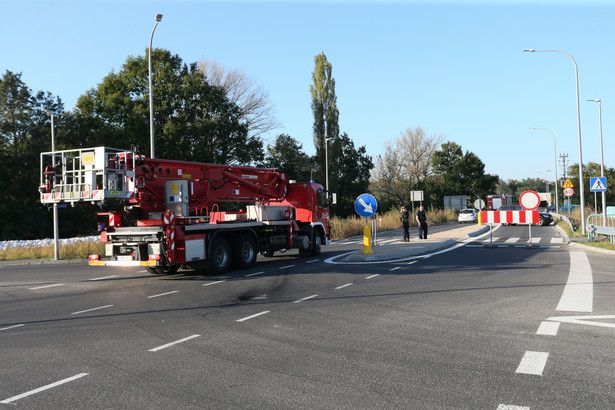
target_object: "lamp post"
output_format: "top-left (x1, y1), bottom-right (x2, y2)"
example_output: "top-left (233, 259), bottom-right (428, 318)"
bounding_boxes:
top-left (148, 13), bottom-right (163, 159)
top-left (530, 127), bottom-right (559, 214)
top-left (324, 137), bottom-right (333, 192)
top-left (41, 109), bottom-right (60, 261)
top-left (587, 98), bottom-right (606, 224)
top-left (524, 49), bottom-right (586, 233)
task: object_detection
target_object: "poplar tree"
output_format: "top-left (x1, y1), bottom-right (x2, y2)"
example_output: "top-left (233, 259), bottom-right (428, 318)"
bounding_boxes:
top-left (310, 52), bottom-right (340, 193)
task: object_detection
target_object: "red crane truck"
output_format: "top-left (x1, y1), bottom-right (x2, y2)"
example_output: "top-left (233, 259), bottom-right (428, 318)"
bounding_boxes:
top-left (40, 147), bottom-right (331, 274)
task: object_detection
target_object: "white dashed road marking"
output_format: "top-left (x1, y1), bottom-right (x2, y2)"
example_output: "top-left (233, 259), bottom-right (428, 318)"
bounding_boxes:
top-left (237, 311), bottom-right (270, 322)
top-left (516, 351), bottom-right (549, 375)
top-left (294, 295), bottom-right (318, 303)
top-left (1, 373), bottom-right (89, 404)
top-left (148, 334), bottom-right (201, 352)
top-left (29, 283), bottom-right (64, 290)
top-left (536, 321), bottom-right (560, 336)
top-left (147, 291), bottom-right (178, 299)
top-left (71, 305), bottom-right (114, 315)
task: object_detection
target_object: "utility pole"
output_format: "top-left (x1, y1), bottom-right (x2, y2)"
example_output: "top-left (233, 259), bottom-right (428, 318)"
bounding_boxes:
top-left (560, 153), bottom-right (568, 212)
top-left (560, 154), bottom-right (568, 181)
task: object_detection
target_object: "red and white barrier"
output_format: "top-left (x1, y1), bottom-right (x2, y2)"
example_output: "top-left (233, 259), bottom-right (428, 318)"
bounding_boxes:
top-left (480, 210), bottom-right (539, 225)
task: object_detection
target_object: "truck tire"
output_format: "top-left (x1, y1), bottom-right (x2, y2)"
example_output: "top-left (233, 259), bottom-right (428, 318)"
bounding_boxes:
top-left (311, 230), bottom-right (322, 256)
top-left (300, 229), bottom-right (322, 257)
top-left (209, 237), bottom-right (231, 274)
top-left (232, 235), bottom-right (257, 269)
top-left (147, 262), bottom-right (179, 275)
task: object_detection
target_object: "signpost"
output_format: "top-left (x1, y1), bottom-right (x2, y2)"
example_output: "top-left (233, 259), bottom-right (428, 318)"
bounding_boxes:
top-left (563, 187), bottom-right (574, 197)
top-left (355, 194), bottom-right (378, 255)
top-left (519, 190), bottom-right (540, 247)
top-left (590, 177), bottom-right (607, 192)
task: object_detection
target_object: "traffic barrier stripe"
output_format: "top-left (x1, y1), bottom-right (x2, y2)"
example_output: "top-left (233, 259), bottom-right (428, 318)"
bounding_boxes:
top-left (480, 210), bottom-right (539, 224)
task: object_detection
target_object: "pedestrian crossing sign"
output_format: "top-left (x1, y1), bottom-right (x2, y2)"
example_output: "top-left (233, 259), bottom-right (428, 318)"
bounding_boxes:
top-left (563, 179), bottom-right (574, 188)
top-left (590, 177), bottom-right (607, 192)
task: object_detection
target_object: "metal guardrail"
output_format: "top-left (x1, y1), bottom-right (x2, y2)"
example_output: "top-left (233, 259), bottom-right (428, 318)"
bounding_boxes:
top-left (551, 212), bottom-right (575, 232)
top-left (586, 214), bottom-right (615, 244)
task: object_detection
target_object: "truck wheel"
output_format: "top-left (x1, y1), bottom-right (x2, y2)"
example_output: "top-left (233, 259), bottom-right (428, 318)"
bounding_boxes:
top-left (209, 237), bottom-right (231, 274)
top-left (147, 263), bottom-right (179, 275)
top-left (300, 229), bottom-right (322, 257)
top-left (311, 231), bottom-right (322, 256)
top-left (232, 235), bottom-right (257, 269)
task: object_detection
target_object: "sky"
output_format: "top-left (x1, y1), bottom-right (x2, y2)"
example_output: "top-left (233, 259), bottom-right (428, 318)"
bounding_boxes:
top-left (3, 0), bottom-right (614, 183)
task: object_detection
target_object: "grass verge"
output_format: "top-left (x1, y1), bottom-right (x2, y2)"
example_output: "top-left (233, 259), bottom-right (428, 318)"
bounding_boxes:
top-left (0, 241), bottom-right (105, 261)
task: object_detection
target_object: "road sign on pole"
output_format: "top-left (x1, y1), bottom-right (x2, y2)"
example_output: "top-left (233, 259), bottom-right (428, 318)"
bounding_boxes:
top-left (563, 179), bottom-right (574, 188)
top-left (519, 190), bottom-right (540, 211)
top-left (354, 194), bottom-right (378, 218)
top-left (563, 187), bottom-right (574, 197)
top-left (589, 177), bottom-right (607, 192)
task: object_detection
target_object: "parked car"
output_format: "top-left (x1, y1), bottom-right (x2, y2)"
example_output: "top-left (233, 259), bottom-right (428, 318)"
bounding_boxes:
top-left (458, 208), bottom-right (479, 223)
top-left (498, 205), bottom-right (553, 226)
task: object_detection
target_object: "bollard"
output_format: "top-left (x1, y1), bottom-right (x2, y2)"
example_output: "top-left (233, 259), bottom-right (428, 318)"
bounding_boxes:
top-left (363, 224), bottom-right (373, 255)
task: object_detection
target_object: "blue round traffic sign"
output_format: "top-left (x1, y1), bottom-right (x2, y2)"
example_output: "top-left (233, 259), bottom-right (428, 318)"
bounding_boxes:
top-left (354, 194), bottom-right (378, 217)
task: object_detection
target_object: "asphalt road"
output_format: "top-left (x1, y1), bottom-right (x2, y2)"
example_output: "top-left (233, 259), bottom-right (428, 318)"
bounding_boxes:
top-left (1, 224), bottom-right (614, 409)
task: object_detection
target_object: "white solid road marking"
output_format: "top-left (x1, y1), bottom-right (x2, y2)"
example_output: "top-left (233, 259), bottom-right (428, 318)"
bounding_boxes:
top-left (147, 291), bottom-right (178, 299)
top-left (0, 324), bottom-right (25, 331)
top-left (516, 351), bottom-right (549, 375)
top-left (536, 321), bottom-right (560, 336)
top-left (148, 334), bottom-right (200, 352)
top-left (497, 405), bottom-right (530, 410)
top-left (547, 315), bottom-right (615, 329)
top-left (483, 237), bottom-right (500, 243)
top-left (203, 280), bottom-right (227, 287)
top-left (528, 237), bottom-right (541, 244)
top-left (71, 305), bottom-right (114, 315)
top-left (334, 283), bottom-right (353, 290)
top-left (245, 271), bottom-right (264, 277)
top-left (504, 237), bottom-right (520, 244)
top-left (1, 373), bottom-right (89, 404)
top-left (294, 294), bottom-right (318, 303)
top-left (365, 274), bottom-right (380, 279)
top-left (556, 251), bottom-right (593, 312)
top-left (89, 275), bottom-right (119, 281)
top-left (29, 283), bottom-right (64, 290)
top-left (236, 311), bottom-right (270, 322)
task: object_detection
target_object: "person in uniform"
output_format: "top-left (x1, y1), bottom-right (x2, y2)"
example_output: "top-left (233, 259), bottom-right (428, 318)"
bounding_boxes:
top-left (416, 205), bottom-right (428, 239)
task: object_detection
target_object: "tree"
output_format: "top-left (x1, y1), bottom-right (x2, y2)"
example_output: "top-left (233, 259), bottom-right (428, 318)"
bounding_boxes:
top-left (334, 133), bottom-right (374, 217)
top-left (199, 57), bottom-right (280, 141)
top-left (432, 141), bottom-right (498, 202)
top-left (310, 52), bottom-right (340, 192)
top-left (370, 126), bottom-right (441, 208)
top-left (568, 162), bottom-right (615, 210)
top-left (262, 134), bottom-right (312, 182)
top-left (72, 49), bottom-right (262, 165)
top-left (0, 71), bottom-right (66, 239)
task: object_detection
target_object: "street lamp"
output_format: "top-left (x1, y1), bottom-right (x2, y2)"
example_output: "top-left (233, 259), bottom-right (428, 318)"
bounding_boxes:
top-left (40, 109), bottom-right (60, 261)
top-left (587, 98), bottom-right (606, 224)
top-left (530, 127), bottom-right (559, 214)
top-left (148, 13), bottom-right (163, 159)
top-left (524, 49), bottom-right (586, 233)
top-left (324, 137), bottom-right (333, 192)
